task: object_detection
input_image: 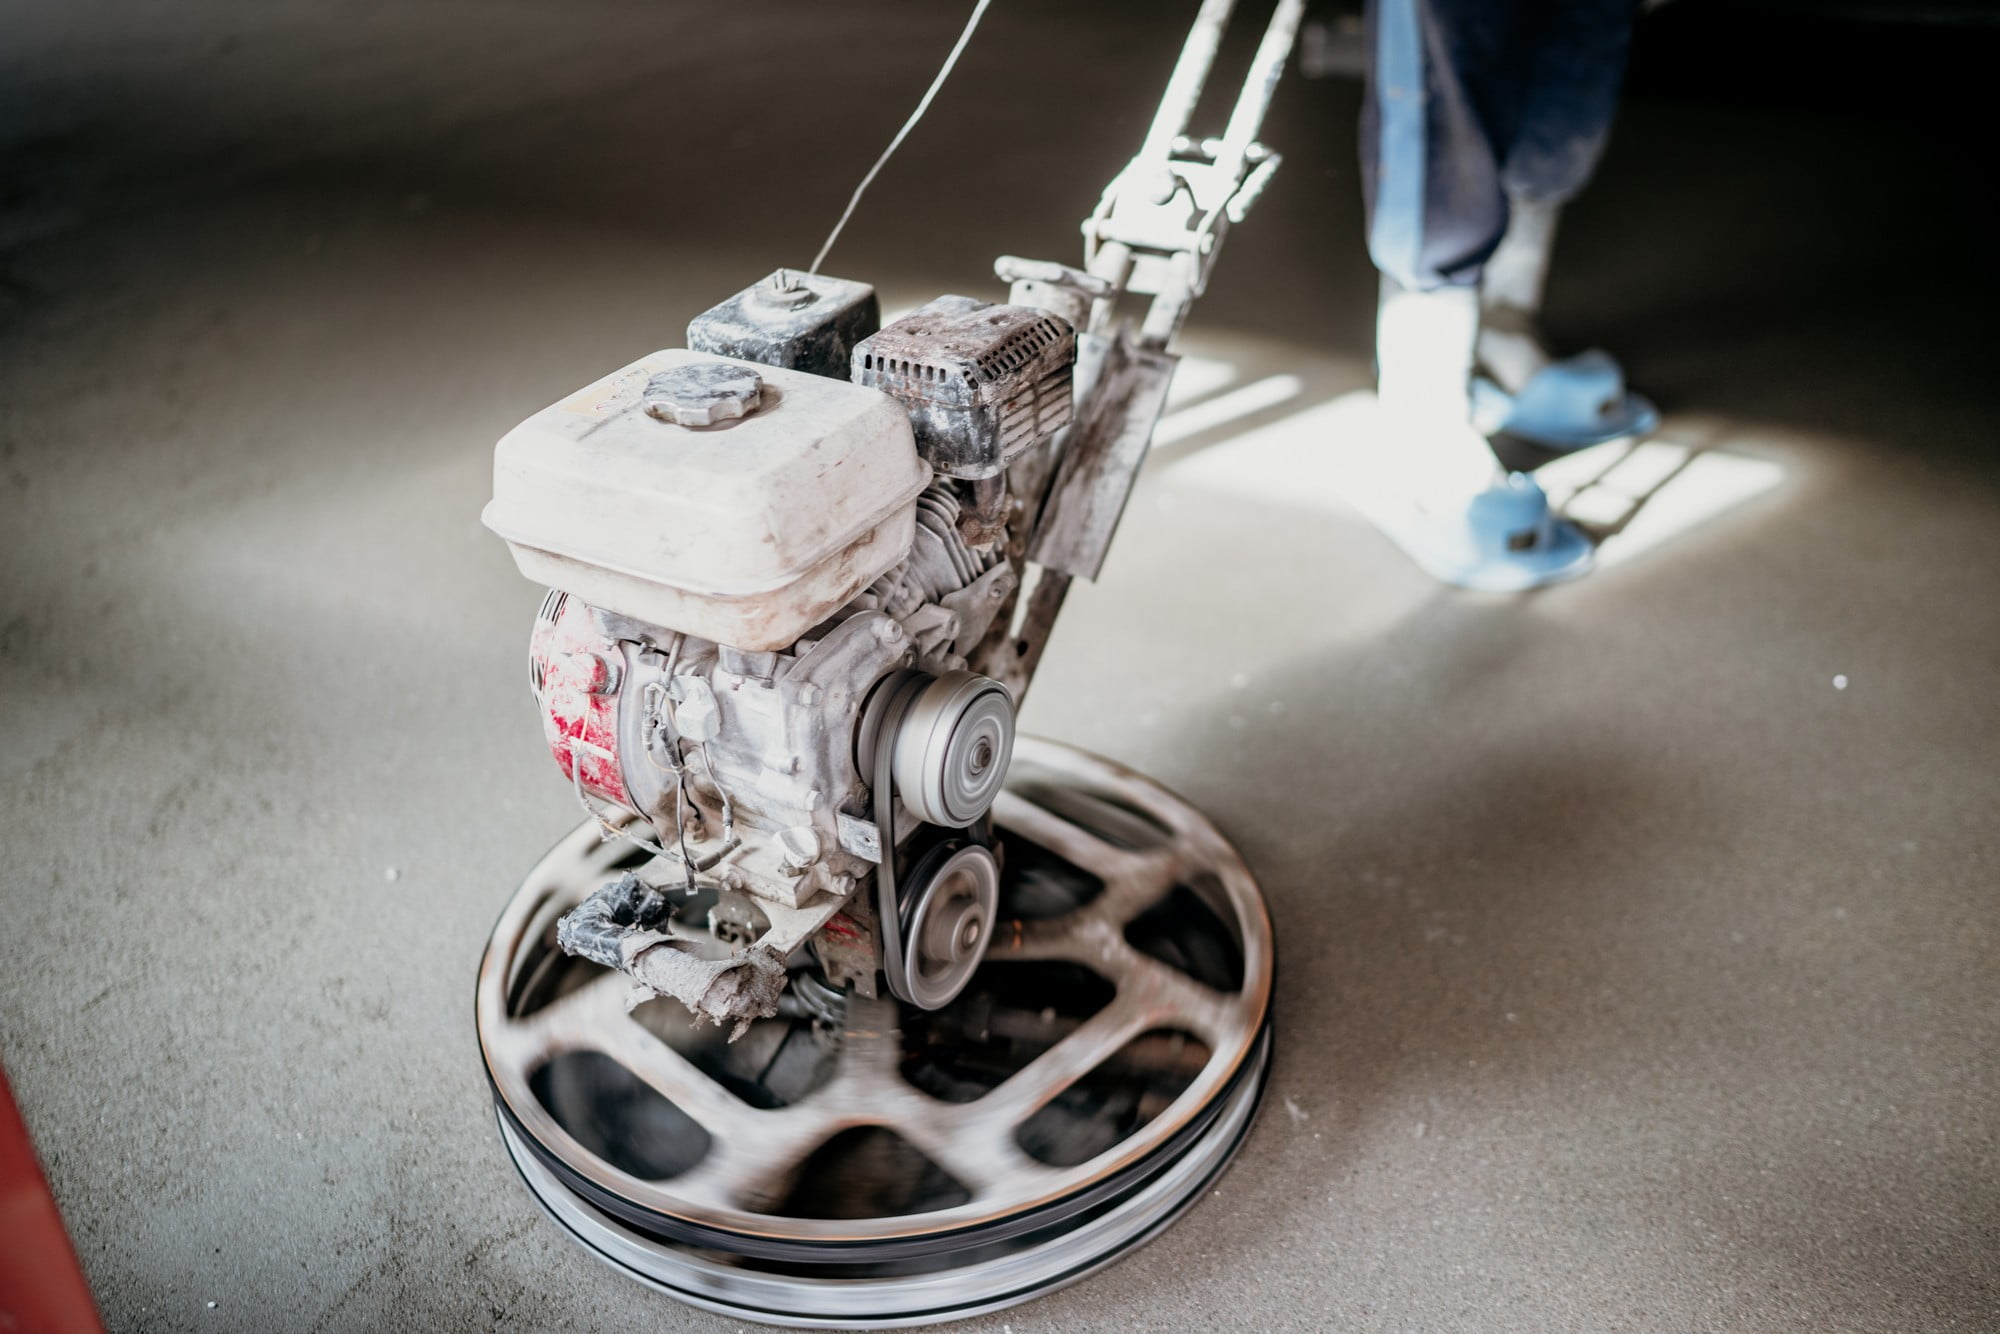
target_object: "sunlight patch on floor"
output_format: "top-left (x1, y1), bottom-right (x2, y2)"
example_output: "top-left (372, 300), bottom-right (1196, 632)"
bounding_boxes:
top-left (1162, 390), bottom-right (1786, 571)
top-left (1536, 438), bottom-right (1785, 568)
top-left (1154, 374), bottom-right (1304, 446)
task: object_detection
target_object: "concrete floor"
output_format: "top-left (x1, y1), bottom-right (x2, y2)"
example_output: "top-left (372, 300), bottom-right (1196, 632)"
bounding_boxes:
top-left (3, 2), bottom-right (1996, 1330)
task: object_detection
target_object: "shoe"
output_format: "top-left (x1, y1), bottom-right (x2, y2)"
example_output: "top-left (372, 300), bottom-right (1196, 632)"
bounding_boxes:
top-left (1471, 350), bottom-right (1658, 451)
top-left (1364, 472), bottom-right (1594, 591)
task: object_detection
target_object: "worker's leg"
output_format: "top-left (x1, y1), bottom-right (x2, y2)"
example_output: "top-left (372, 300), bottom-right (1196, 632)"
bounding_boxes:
top-left (1500, 0), bottom-right (1636, 210)
top-left (1476, 198), bottom-right (1561, 392)
top-left (1471, 0), bottom-right (1657, 447)
top-left (1357, 0), bottom-right (1593, 590)
top-left (1359, 0), bottom-right (1511, 294)
top-left (1359, 0), bottom-right (1511, 500)
top-left (1479, 0), bottom-right (1635, 385)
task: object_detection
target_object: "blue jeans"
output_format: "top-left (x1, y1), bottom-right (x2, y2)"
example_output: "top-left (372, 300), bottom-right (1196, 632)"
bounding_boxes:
top-left (1361, 0), bottom-right (1640, 291)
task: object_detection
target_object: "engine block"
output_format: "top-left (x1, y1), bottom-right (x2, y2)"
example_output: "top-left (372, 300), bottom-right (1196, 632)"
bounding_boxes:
top-left (486, 277), bottom-right (1065, 1029)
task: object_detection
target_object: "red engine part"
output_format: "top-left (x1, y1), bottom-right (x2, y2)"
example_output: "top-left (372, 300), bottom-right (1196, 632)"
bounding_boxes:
top-left (529, 590), bottom-right (631, 809)
top-left (0, 1062), bottom-right (105, 1334)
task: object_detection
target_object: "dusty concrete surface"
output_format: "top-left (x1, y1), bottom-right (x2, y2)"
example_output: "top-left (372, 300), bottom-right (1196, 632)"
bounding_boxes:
top-left (2, 2), bottom-right (1995, 1330)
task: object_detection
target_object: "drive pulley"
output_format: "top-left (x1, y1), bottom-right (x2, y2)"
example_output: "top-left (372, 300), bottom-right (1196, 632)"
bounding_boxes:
top-left (859, 667), bottom-right (1014, 1010)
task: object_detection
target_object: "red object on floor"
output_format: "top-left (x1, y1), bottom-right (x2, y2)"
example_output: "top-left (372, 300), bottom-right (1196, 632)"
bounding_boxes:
top-left (0, 1062), bottom-right (104, 1334)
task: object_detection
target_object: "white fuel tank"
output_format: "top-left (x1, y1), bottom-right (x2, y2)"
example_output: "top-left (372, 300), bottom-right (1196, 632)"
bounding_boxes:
top-left (484, 350), bottom-right (930, 651)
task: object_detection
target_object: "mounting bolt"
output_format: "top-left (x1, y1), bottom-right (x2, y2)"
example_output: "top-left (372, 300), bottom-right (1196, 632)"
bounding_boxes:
top-left (642, 360), bottom-right (765, 427)
top-left (778, 826), bottom-right (821, 869)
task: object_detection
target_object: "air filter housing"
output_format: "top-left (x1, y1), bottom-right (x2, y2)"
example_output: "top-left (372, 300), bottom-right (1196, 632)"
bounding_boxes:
top-left (688, 270), bottom-right (881, 380)
top-left (852, 296), bottom-right (1075, 480)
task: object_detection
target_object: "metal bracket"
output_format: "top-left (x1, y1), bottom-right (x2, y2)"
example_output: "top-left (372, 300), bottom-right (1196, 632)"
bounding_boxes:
top-left (837, 812), bottom-right (884, 865)
top-left (1077, 0), bottom-right (1304, 347)
top-left (1027, 331), bottom-right (1179, 581)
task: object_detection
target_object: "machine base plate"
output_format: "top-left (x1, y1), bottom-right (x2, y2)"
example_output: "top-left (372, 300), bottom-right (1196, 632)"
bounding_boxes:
top-left (476, 737), bottom-right (1276, 1328)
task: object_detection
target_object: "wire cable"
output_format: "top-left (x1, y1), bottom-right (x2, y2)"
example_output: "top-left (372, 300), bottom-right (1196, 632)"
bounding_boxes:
top-left (807, 0), bottom-right (993, 275)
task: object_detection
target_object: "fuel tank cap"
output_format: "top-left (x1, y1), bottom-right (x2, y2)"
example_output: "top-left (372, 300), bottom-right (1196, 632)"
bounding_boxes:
top-left (641, 359), bottom-right (765, 427)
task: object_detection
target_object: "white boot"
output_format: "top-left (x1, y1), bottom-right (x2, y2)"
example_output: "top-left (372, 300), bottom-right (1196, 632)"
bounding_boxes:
top-left (1476, 195), bottom-right (1559, 394)
top-left (1373, 277), bottom-right (1500, 511)
top-left (1361, 274), bottom-right (1595, 591)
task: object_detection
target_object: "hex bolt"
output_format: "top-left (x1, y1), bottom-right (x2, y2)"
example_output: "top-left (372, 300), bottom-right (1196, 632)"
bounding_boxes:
top-left (778, 826), bottom-right (821, 869)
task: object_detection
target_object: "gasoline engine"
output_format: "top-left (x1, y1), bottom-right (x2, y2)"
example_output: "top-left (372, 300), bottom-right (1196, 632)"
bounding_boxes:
top-left (485, 286), bottom-right (1075, 1028)
top-left (474, 2), bottom-right (1301, 1325)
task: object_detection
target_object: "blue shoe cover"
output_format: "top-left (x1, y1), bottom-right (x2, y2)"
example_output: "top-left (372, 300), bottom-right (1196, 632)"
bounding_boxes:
top-left (1373, 473), bottom-right (1594, 592)
top-left (1472, 350), bottom-right (1659, 450)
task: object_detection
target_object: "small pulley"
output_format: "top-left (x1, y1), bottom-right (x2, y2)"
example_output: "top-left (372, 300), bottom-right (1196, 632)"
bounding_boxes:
top-left (897, 839), bottom-right (1001, 1010)
top-left (857, 667), bottom-right (1015, 1008)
